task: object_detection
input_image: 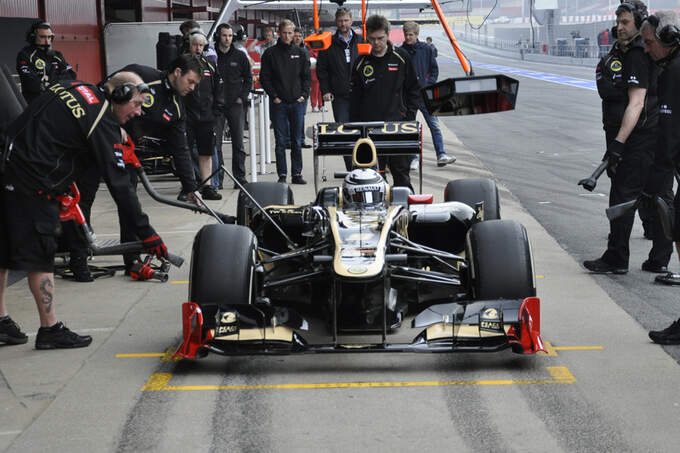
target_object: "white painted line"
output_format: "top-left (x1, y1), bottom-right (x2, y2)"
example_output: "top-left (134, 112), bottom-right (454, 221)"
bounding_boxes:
top-left (0, 431), bottom-right (22, 436)
top-left (25, 327), bottom-right (115, 337)
top-left (538, 201), bottom-right (552, 204)
top-left (578, 193), bottom-right (607, 197)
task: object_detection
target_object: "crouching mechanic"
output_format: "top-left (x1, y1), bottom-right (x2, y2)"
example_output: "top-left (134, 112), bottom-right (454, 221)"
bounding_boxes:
top-left (639, 10), bottom-right (680, 344)
top-left (0, 72), bottom-right (169, 349)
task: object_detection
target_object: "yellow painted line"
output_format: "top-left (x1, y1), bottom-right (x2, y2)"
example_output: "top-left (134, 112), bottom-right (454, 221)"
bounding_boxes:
top-left (161, 347), bottom-right (182, 362)
top-left (553, 346), bottom-right (604, 351)
top-left (171, 280), bottom-right (189, 284)
top-left (536, 275), bottom-right (545, 278)
top-left (141, 366), bottom-right (576, 391)
top-left (116, 353), bottom-right (165, 358)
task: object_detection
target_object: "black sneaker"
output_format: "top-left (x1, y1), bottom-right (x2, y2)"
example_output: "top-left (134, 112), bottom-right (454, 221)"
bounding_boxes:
top-left (655, 272), bottom-right (680, 286)
top-left (641, 260), bottom-right (668, 273)
top-left (277, 175), bottom-right (287, 183)
top-left (35, 322), bottom-right (92, 349)
top-left (583, 258), bottom-right (628, 274)
top-left (649, 319), bottom-right (680, 345)
top-left (177, 191), bottom-right (189, 202)
top-left (301, 142), bottom-right (312, 149)
top-left (69, 254), bottom-right (93, 282)
top-left (0, 317), bottom-right (28, 345)
top-left (291, 175), bottom-right (307, 185)
top-left (200, 186), bottom-right (222, 201)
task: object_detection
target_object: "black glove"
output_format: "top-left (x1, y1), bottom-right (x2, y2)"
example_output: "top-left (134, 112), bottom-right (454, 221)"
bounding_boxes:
top-left (604, 140), bottom-right (625, 177)
top-left (142, 234), bottom-right (168, 259)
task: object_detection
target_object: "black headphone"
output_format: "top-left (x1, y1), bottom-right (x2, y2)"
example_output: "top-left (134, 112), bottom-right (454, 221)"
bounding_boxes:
top-left (233, 24), bottom-right (247, 42)
top-left (26, 21), bottom-right (52, 44)
top-left (213, 23), bottom-right (231, 43)
top-left (110, 82), bottom-right (151, 104)
top-left (617, 2), bottom-right (647, 29)
top-left (646, 14), bottom-right (680, 47)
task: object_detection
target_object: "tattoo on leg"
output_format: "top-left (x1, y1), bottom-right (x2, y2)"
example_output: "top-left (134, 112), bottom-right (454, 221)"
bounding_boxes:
top-left (39, 278), bottom-right (53, 314)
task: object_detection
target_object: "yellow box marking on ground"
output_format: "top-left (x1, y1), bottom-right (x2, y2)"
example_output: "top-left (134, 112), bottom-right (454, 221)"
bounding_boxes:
top-left (536, 275), bottom-right (545, 278)
top-left (170, 280), bottom-right (189, 284)
top-left (116, 353), bottom-right (166, 358)
top-left (547, 366), bottom-right (576, 383)
top-left (141, 367), bottom-right (577, 391)
top-left (161, 347), bottom-right (182, 362)
top-left (142, 373), bottom-right (173, 391)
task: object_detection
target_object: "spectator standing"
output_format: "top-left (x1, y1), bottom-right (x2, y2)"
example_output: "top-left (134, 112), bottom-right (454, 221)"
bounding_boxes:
top-left (248, 27), bottom-right (277, 56)
top-left (294, 28), bottom-right (312, 149)
top-left (179, 20), bottom-right (201, 54)
top-left (316, 7), bottom-right (361, 169)
top-left (583, 0), bottom-right (673, 275)
top-left (309, 47), bottom-right (322, 112)
top-left (400, 21), bottom-right (456, 168)
top-left (0, 72), bottom-right (165, 348)
top-left (350, 15), bottom-right (420, 190)
top-left (17, 21), bottom-right (76, 104)
top-left (185, 33), bottom-right (224, 200)
top-left (426, 36), bottom-right (438, 58)
top-left (215, 23), bottom-right (252, 188)
top-left (260, 19), bottom-right (311, 185)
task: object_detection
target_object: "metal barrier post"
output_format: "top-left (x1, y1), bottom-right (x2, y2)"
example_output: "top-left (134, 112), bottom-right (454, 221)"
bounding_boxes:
top-left (249, 93), bottom-right (258, 182)
top-left (263, 93), bottom-right (272, 164)
top-left (258, 91), bottom-right (267, 175)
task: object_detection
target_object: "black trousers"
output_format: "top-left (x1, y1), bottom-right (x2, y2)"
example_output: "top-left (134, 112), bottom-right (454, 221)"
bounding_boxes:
top-left (223, 103), bottom-right (247, 183)
top-left (602, 128), bottom-right (673, 267)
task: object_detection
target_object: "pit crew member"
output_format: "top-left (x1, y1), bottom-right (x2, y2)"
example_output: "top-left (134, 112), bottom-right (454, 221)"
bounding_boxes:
top-left (16, 21), bottom-right (76, 104)
top-left (349, 15), bottom-right (420, 191)
top-left (0, 72), bottom-right (167, 349)
top-left (583, 0), bottom-right (672, 275)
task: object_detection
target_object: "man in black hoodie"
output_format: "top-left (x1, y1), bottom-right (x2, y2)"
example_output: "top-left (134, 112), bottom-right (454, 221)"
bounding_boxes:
top-left (215, 23), bottom-right (252, 188)
top-left (260, 19), bottom-right (311, 184)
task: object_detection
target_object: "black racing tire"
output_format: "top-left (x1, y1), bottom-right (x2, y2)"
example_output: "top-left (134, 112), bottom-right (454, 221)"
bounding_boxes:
top-left (189, 224), bottom-right (257, 307)
top-left (444, 178), bottom-right (500, 220)
top-left (237, 182), bottom-right (294, 226)
top-left (466, 219), bottom-right (535, 300)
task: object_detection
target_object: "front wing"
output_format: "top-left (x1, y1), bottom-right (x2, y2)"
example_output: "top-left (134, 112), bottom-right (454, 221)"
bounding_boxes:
top-left (174, 297), bottom-right (545, 359)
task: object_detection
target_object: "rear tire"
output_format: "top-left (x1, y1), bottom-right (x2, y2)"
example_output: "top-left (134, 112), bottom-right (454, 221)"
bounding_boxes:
top-left (444, 178), bottom-right (500, 220)
top-left (466, 219), bottom-right (535, 300)
top-left (237, 182), bottom-right (294, 226)
top-left (189, 224), bottom-right (257, 307)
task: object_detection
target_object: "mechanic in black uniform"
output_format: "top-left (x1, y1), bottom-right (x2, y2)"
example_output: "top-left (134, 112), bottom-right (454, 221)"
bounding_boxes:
top-left (0, 71), bottom-right (168, 349)
top-left (349, 15), bottom-right (420, 191)
top-left (214, 23), bottom-right (252, 189)
top-left (639, 11), bottom-right (680, 343)
top-left (77, 55), bottom-right (201, 275)
top-left (316, 7), bottom-right (361, 170)
top-left (583, 0), bottom-right (673, 275)
top-left (16, 21), bottom-right (76, 104)
top-left (186, 31), bottom-right (224, 200)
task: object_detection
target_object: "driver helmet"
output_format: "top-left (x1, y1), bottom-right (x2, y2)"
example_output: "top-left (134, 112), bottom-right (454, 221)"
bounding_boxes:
top-left (342, 168), bottom-right (387, 207)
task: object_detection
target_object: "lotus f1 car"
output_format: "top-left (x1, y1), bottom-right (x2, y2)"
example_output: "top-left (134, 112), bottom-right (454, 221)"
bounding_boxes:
top-left (176, 117), bottom-right (544, 359)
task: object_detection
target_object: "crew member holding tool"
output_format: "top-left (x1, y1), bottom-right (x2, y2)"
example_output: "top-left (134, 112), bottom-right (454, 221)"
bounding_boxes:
top-left (0, 72), bottom-right (167, 349)
top-left (349, 15), bottom-right (420, 191)
top-left (16, 21), bottom-right (76, 104)
top-left (186, 31), bottom-right (224, 200)
top-left (583, 0), bottom-right (672, 275)
top-left (640, 10), bottom-right (680, 343)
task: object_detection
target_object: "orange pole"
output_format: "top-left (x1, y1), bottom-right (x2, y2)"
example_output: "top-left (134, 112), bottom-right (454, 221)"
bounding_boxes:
top-left (313, 0), bottom-right (319, 31)
top-left (362, 0), bottom-right (367, 39)
top-left (430, 0), bottom-right (472, 75)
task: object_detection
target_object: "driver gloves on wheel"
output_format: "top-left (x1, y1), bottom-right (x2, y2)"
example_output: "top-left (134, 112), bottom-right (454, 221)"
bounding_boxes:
top-left (603, 140), bottom-right (625, 178)
top-left (143, 234), bottom-right (168, 259)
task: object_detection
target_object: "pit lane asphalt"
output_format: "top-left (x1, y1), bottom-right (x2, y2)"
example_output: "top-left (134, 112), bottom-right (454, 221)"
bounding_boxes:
top-left (3, 52), bottom-right (680, 453)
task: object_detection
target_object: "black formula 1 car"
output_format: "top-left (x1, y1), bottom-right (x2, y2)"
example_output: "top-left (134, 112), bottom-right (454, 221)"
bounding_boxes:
top-left (176, 115), bottom-right (545, 359)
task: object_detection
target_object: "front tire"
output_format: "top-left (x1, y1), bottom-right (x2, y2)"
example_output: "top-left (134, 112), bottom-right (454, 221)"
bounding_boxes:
top-left (189, 224), bottom-right (257, 307)
top-left (466, 219), bottom-right (535, 300)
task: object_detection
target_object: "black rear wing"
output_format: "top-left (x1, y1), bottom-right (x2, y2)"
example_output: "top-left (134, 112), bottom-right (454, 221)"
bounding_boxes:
top-left (421, 75), bottom-right (519, 116)
top-left (313, 121), bottom-right (422, 193)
